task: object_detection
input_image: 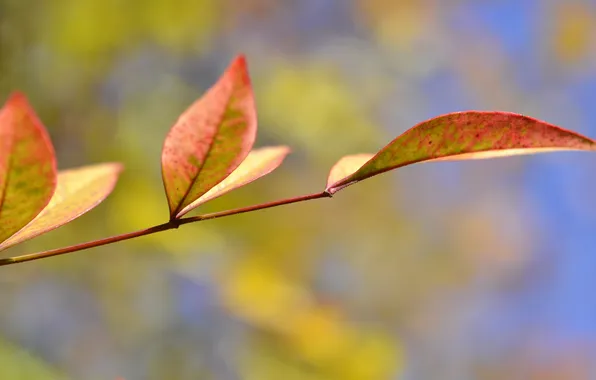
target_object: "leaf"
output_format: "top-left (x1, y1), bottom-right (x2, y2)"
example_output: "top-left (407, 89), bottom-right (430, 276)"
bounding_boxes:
top-left (161, 55), bottom-right (257, 219)
top-left (177, 146), bottom-right (290, 215)
top-left (0, 93), bottom-right (57, 243)
top-left (326, 153), bottom-right (374, 189)
top-left (326, 111), bottom-right (596, 194)
top-left (0, 163), bottom-right (123, 251)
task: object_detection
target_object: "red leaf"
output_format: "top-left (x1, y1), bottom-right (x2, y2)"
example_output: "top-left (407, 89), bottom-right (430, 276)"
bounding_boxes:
top-left (0, 93), bottom-right (57, 243)
top-left (326, 111), bottom-right (596, 194)
top-left (161, 55), bottom-right (257, 219)
top-left (0, 162), bottom-right (123, 250)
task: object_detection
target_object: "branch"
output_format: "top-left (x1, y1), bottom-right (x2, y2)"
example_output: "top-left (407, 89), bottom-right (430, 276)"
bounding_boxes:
top-left (0, 191), bottom-right (331, 267)
top-left (178, 191), bottom-right (330, 224)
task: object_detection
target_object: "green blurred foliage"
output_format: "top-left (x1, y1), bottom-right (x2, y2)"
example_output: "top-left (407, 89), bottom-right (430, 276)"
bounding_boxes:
top-left (257, 60), bottom-right (381, 160)
top-left (0, 338), bottom-right (69, 380)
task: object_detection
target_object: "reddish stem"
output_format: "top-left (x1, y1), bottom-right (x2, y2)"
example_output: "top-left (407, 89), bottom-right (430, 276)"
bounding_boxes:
top-left (178, 191), bottom-right (330, 224)
top-left (0, 222), bottom-right (173, 266)
top-left (0, 191), bottom-right (331, 267)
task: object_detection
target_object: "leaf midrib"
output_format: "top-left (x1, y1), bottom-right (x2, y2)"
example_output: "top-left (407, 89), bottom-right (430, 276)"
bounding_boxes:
top-left (0, 125), bottom-right (16, 220)
top-left (172, 92), bottom-right (237, 218)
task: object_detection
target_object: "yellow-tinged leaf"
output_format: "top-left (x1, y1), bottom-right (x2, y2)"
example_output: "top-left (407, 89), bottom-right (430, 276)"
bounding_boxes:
top-left (326, 154), bottom-right (374, 190)
top-left (0, 162), bottom-right (123, 250)
top-left (178, 146), bottom-right (290, 215)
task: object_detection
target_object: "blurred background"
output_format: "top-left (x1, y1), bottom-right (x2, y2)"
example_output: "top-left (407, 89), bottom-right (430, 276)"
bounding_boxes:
top-left (2, 0), bottom-right (596, 379)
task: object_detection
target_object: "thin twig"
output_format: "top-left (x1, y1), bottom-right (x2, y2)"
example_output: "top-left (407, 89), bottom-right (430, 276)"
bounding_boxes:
top-left (0, 191), bottom-right (331, 267)
top-left (0, 222), bottom-right (173, 266)
top-left (178, 191), bottom-right (330, 224)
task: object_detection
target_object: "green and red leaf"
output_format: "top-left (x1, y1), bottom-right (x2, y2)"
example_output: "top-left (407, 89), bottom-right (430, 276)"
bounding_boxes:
top-left (178, 146), bottom-right (290, 215)
top-left (326, 111), bottom-right (596, 194)
top-left (0, 93), bottom-right (57, 243)
top-left (0, 162), bottom-right (123, 251)
top-left (161, 55), bottom-right (257, 219)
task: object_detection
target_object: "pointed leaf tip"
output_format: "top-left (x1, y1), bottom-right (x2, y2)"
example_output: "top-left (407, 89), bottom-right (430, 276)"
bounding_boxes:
top-left (176, 146), bottom-right (291, 217)
top-left (6, 92), bottom-right (27, 105)
top-left (161, 54), bottom-right (257, 219)
top-left (230, 54), bottom-right (248, 80)
top-left (0, 93), bottom-right (57, 243)
top-left (327, 111), bottom-right (596, 193)
top-left (0, 162), bottom-right (123, 250)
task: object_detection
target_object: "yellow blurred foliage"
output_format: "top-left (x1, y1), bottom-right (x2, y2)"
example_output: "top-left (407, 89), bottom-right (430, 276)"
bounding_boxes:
top-left (354, 0), bottom-right (435, 51)
top-left (143, 0), bottom-right (220, 52)
top-left (286, 307), bottom-right (353, 364)
top-left (220, 255), bottom-right (401, 379)
top-left (46, 0), bottom-right (138, 60)
top-left (45, 0), bottom-right (220, 60)
top-left (220, 256), bottom-right (312, 331)
top-left (550, 2), bottom-right (596, 65)
top-left (258, 60), bottom-right (380, 160)
top-left (0, 338), bottom-right (69, 380)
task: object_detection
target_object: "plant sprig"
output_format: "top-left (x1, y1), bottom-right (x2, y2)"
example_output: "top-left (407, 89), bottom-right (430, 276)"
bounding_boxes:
top-left (1, 55), bottom-right (595, 266)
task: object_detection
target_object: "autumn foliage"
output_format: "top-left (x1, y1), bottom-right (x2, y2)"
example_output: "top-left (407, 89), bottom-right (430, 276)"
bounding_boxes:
top-left (0, 54), bottom-right (595, 266)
